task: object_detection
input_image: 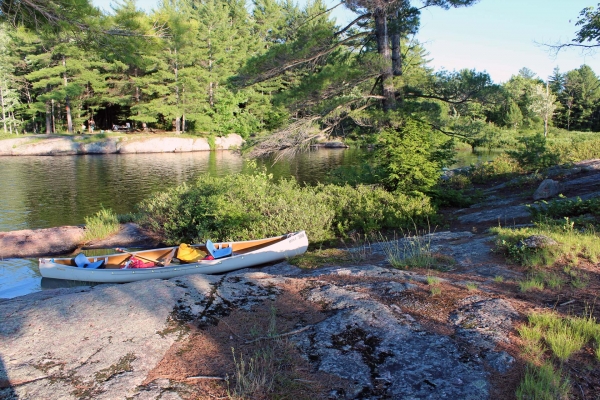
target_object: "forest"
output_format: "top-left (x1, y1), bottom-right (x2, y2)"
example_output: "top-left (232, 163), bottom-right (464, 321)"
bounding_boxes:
top-left (0, 0), bottom-right (599, 141)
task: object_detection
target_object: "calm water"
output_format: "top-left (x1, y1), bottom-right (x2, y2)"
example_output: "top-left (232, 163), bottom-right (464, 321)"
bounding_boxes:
top-left (0, 147), bottom-right (500, 298)
top-left (0, 149), bottom-right (363, 298)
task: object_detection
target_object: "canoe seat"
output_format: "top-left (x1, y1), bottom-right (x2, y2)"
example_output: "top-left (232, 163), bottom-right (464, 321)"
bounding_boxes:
top-left (73, 253), bottom-right (105, 269)
top-left (206, 240), bottom-right (232, 259)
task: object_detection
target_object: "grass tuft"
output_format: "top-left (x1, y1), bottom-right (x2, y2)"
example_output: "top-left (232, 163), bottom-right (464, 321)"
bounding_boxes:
top-left (288, 248), bottom-right (354, 269)
top-left (519, 274), bottom-right (545, 292)
top-left (516, 362), bottom-right (570, 400)
top-left (519, 311), bottom-right (600, 364)
top-left (545, 323), bottom-right (586, 362)
top-left (492, 219), bottom-right (600, 268)
top-left (379, 230), bottom-right (440, 269)
top-left (229, 347), bottom-right (276, 399)
top-left (82, 207), bottom-right (120, 242)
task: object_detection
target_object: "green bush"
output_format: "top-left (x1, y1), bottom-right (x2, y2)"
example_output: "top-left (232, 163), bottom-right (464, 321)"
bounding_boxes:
top-left (376, 120), bottom-right (450, 193)
top-left (137, 168), bottom-right (437, 244)
top-left (507, 134), bottom-right (559, 171)
top-left (320, 184), bottom-right (436, 235)
top-left (550, 137), bottom-right (600, 163)
top-left (529, 196), bottom-right (600, 221)
top-left (138, 172), bottom-right (334, 244)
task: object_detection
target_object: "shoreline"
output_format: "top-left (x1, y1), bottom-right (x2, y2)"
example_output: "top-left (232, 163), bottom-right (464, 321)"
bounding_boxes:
top-left (0, 223), bottom-right (160, 259)
top-left (0, 133), bottom-right (244, 156)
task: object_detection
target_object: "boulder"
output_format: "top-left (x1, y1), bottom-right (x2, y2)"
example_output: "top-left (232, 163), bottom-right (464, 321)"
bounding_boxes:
top-left (533, 179), bottom-right (560, 200)
top-left (521, 234), bottom-right (558, 249)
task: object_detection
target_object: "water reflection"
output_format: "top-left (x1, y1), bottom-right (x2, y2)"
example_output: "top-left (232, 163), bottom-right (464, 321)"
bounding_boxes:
top-left (450, 148), bottom-right (504, 169)
top-left (0, 149), bottom-right (361, 232)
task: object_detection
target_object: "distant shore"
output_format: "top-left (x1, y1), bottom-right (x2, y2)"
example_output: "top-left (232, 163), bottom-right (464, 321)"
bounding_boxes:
top-left (0, 133), bottom-right (244, 156)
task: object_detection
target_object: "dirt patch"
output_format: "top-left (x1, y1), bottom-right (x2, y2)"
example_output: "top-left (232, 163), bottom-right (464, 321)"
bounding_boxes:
top-left (145, 280), bottom-right (353, 399)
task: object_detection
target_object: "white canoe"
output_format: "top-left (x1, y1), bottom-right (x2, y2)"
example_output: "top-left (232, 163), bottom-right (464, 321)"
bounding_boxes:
top-left (39, 231), bottom-right (308, 283)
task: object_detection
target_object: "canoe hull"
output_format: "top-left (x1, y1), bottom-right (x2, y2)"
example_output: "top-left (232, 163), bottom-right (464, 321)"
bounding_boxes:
top-left (39, 231), bottom-right (308, 283)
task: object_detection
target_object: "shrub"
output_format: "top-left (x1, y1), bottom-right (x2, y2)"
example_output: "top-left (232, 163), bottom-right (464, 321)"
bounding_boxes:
top-left (320, 184), bottom-right (437, 236)
top-left (138, 172), bottom-right (335, 244)
top-left (550, 137), bottom-right (600, 163)
top-left (376, 120), bottom-right (449, 193)
top-left (507, 134), bottom-right (559, 171)
top-left (137, 167), bottom-right (437, 244)
top-left (529, 196), bottom-right (600, 221)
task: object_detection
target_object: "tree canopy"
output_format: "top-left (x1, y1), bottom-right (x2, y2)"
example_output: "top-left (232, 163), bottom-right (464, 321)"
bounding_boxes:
top-left (0, 0), bottom-right (598, 164)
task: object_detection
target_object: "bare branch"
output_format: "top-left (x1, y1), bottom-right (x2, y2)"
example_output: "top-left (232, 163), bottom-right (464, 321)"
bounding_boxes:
top-left (244, 325), bottom-right (313, 344)
top-left (248, 118), bottom-right (322, 161)
top-left (334, 13), bottom-right (371, 37)
top-left (301, 2), bottom-right (345, 27)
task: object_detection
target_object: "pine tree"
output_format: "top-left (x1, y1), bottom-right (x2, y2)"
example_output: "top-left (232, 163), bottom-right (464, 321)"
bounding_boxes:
top-left (0, 23), bottom-right (22, 134)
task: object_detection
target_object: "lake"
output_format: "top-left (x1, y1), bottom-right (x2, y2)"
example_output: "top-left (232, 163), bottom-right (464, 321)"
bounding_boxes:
top-left (0, 147), bottom-right (500, 298)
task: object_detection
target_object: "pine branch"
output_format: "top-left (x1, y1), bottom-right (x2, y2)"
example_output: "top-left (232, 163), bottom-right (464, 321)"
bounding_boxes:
top-left (240, 32), bottom-right (370, 86)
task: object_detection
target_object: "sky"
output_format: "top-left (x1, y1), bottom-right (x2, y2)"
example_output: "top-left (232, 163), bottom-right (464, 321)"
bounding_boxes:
top-left (92, 0), bottom-right (599, 84)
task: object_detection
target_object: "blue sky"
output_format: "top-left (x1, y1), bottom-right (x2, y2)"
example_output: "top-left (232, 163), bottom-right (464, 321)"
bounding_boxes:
top-left (93, 0), bottom-right (599, 84)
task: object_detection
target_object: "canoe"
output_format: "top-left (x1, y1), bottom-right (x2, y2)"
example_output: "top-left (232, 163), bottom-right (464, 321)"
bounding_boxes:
top-left (39, 231), bottom-right (308, 283)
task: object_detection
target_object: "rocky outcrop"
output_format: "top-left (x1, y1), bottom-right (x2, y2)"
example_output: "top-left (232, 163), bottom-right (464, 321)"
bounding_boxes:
top-left (0, 229), bottom-right (526, 399)
top-left (456, 159), bottom-right (600, 227)
top-left (0, 224), bottom-right (158, 258)
top-left (0, 134), bottom-right (244, 156)
top-left (0, 247), bottom-right (519, 399)
top-left (0, 226), bottom-right (85, 258)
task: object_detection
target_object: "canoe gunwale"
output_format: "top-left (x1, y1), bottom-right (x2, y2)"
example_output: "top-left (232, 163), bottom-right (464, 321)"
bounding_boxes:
top-left (39, 231), bottom-right (308, 283)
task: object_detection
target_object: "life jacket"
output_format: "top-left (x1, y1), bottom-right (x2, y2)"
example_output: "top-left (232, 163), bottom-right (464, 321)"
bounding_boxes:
top-left (129, 256), bottom-right (155, 268)
top-left (177, 243), bottom-right (206, 263)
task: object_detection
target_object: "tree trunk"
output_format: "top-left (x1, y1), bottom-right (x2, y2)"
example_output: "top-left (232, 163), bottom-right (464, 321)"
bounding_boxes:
top-left (63, 57), bottom-right (73, 133)
top-left (390, 10), bottom-right (402, 77)
top-left (208, 36), bottom-right (214, 107)
top-left (374, 10), bottom-right (396, 112)
top-left (51, 99), bottom-right (56, 133)
top-left (45, 101), bottom-right (52, 134)
top-left (0, 86), bottom-right (6, 133)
